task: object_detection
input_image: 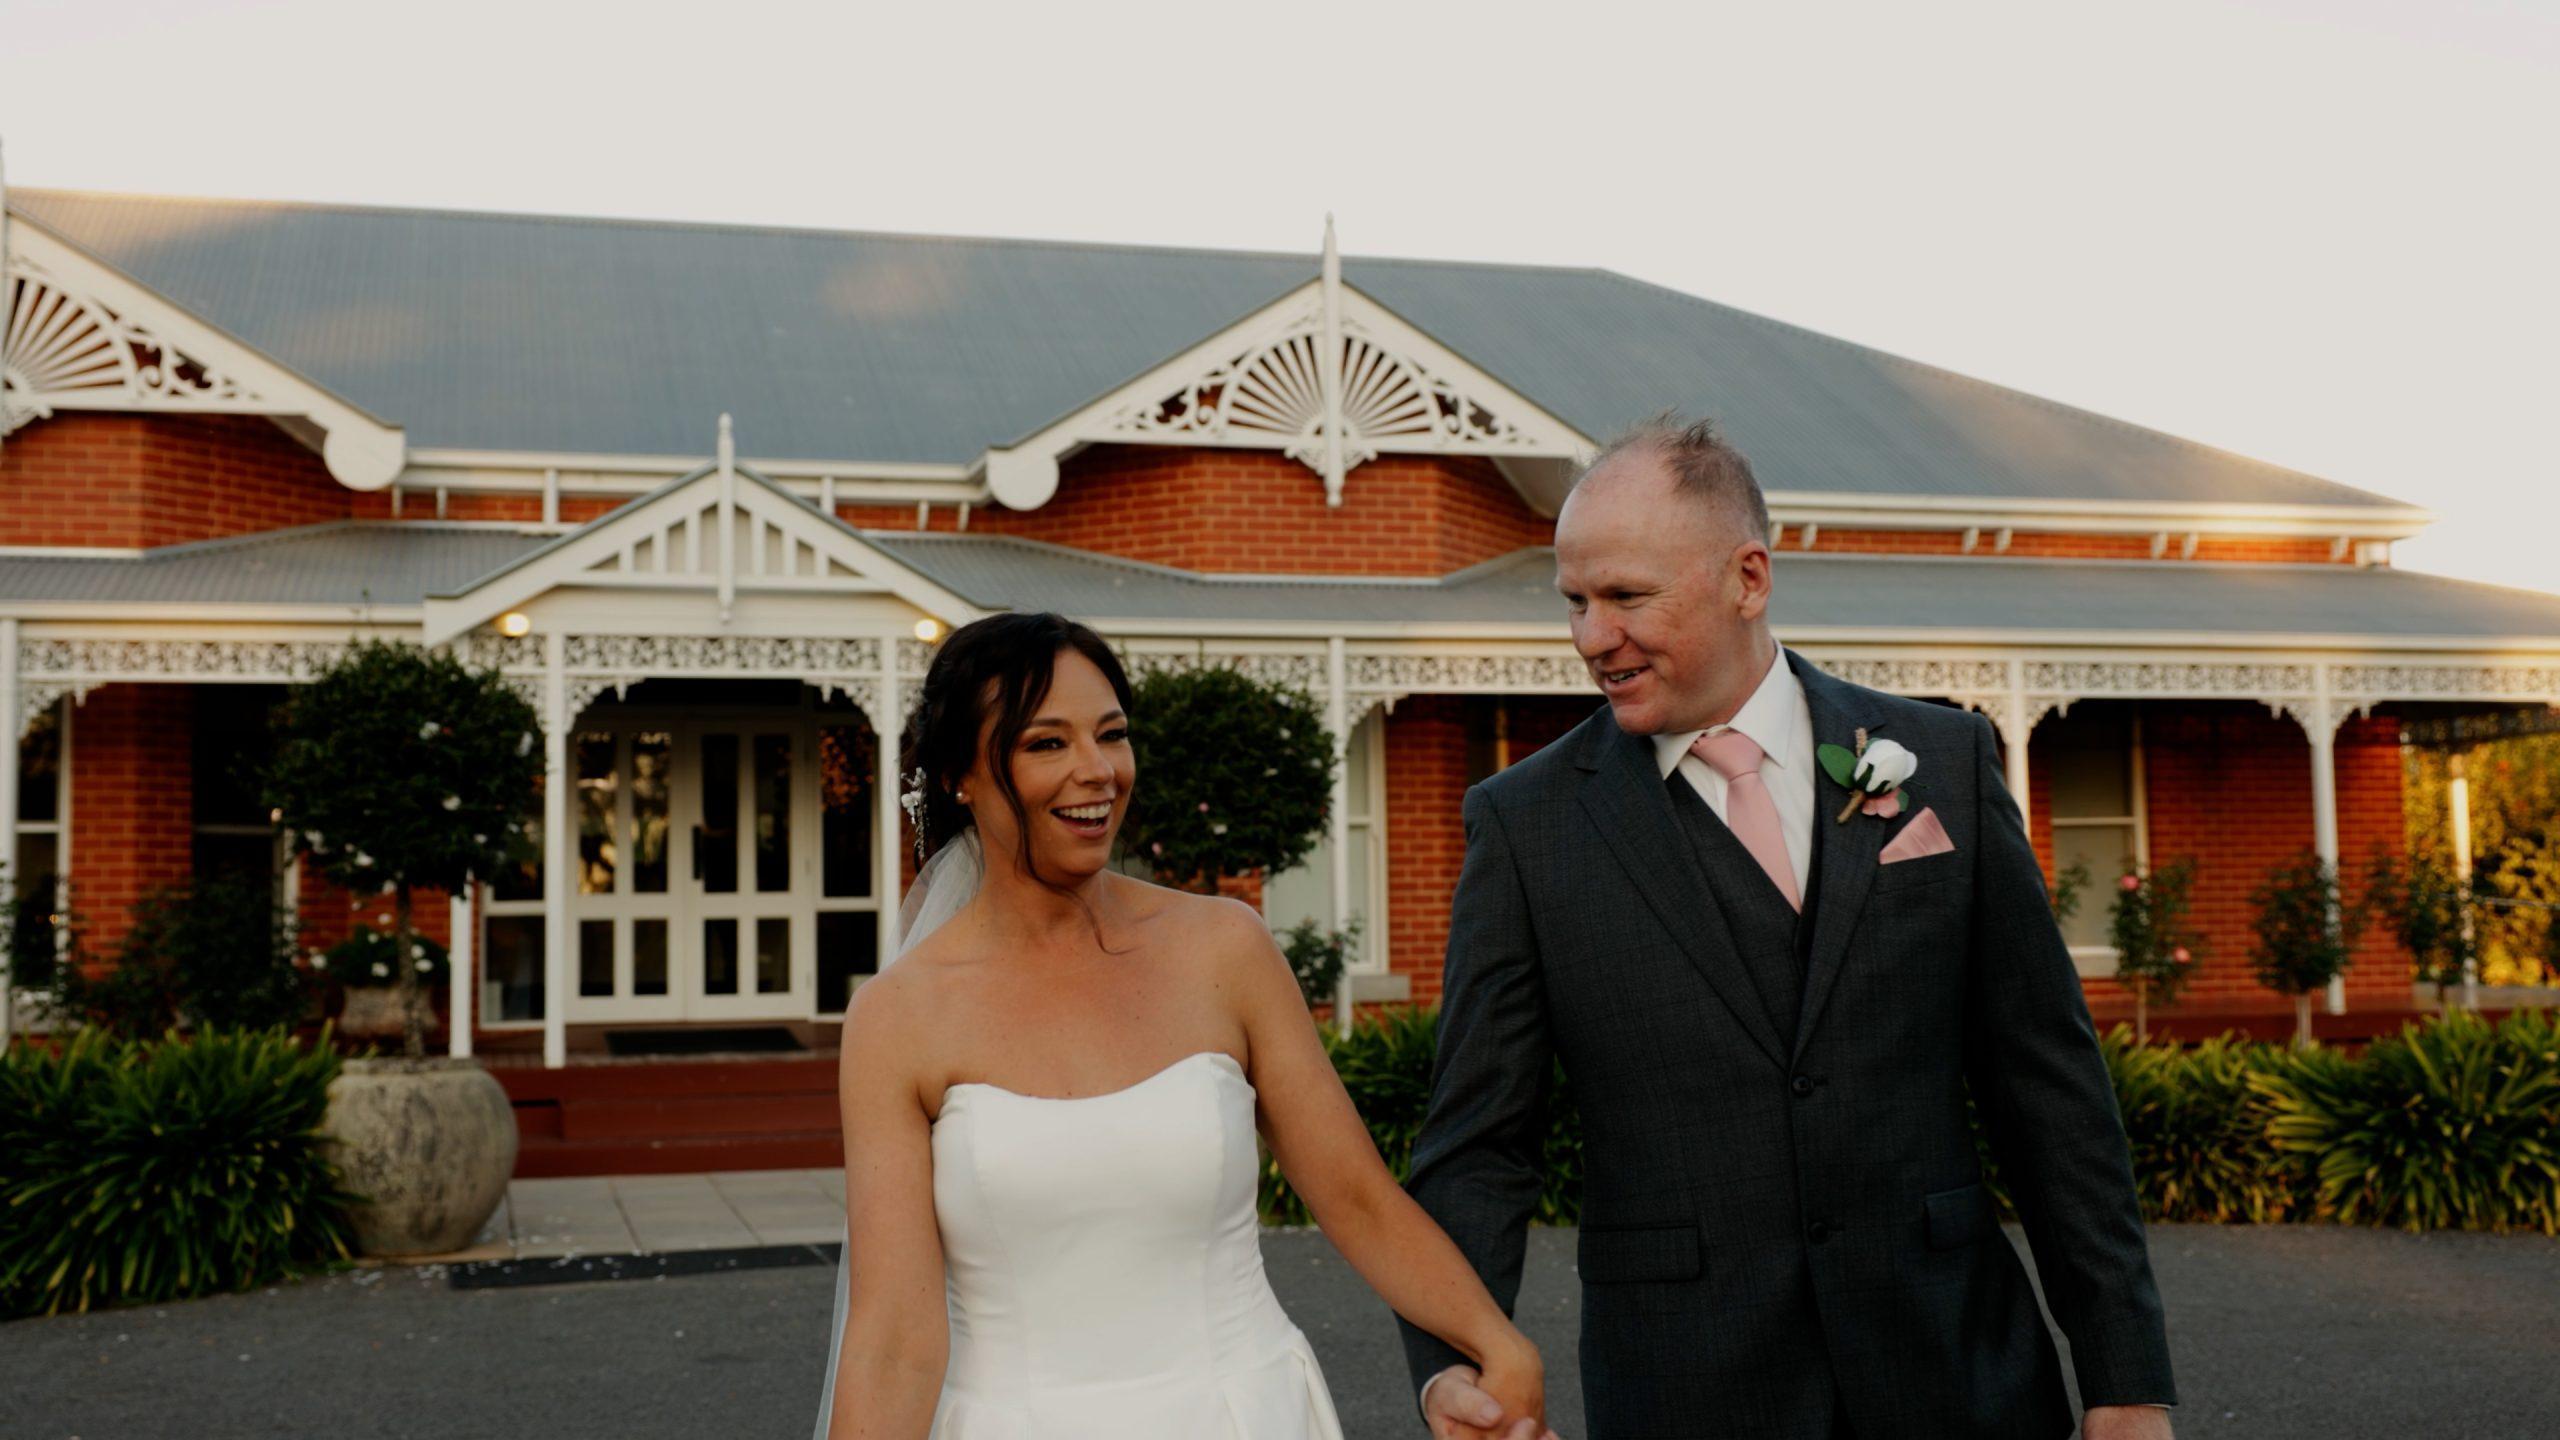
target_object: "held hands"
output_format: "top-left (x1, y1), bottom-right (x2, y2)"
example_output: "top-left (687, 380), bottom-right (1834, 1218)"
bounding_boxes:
top-left (1422, 1349), bottom-right (1561, 1440)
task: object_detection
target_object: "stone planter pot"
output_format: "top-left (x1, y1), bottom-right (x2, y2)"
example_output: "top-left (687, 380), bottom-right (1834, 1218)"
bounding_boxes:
top-left (336, 985), bottom-right (432, 1042)
top-left (320, 1057), bottom-right (518, 1258)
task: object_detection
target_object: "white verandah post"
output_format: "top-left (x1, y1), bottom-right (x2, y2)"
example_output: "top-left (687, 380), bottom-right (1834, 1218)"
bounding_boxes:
top-left (2306, 680), bottom-right (2347, 1019)
top-left (448, 887), bottom-right (475, 1059)
top-left (1325, 638), bottom-right (1353, 1038)
top-left (2449, 752), bottom-right (2478, 1010)
top-left (877, 664), bottom-right (904, 965)
top-left (542, 632), bottom-right (571, 1069)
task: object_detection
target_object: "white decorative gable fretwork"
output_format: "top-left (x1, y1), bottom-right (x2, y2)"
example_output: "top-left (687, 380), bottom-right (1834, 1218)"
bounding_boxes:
top-left (983, 223), bottom-right (1590, 510)
top-left (0, 216), bottom-right (407, 488)
top-left (419, 417), bottom-right (983, 645)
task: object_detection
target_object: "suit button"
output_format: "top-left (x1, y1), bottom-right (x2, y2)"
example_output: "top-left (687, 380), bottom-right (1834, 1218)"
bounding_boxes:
top-left (1790, 1075), bottom-right (1816, 1098)
top-left (1806, 1220), bottom-right (1833, 1245)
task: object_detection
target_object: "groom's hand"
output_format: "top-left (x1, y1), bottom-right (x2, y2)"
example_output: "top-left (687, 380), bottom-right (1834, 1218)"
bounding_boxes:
top-left (1421, 1365), bottom-right (1558, 1440)
top-left (2082, 1405), bottom-right (2174, 1439)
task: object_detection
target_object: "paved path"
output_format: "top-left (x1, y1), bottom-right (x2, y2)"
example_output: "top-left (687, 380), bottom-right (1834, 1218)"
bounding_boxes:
top-left (7, 1225), bottom-right (2559, 1438)
top-left (454, 1170), bottom-right (850, 1262)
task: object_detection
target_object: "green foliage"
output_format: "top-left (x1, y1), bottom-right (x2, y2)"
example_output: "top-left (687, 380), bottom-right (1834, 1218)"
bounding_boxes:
top-left (2251, 851), bottom-right (2354, 1000)
top-left (2360, 845), bottom-right (2478, 997)
top-left (1256, 1006), bottom-right (1582, 1226)
top-left (2406, 739), bottom-right (2560, 987)
top-left (1276, 918), bottom-right (1358, 1011)
top-left (2109, 859), bottom-right (2206, 1019)
top-left (322, 926), bottom-right (450, 991)
top-left (263, 640), bottom-right (540, 1056)
top-left (1119, 666), bottom-right (1334, 892)
top-left (28, 882), bottom-right (309, 1039)
top-left (2104, 1031), bottom-right (2317, 1222)
top-left (263, 640), bottom-right (543, 903)
top-left (1259, 1007), bottom-right (2560, 1238)
top-left (2047, 860), bottom-right (2091, 929)
top-left (2255, 1009), bottom-right (2560, 1234)
top-left (0, 1029), bottom-right (361, 1317)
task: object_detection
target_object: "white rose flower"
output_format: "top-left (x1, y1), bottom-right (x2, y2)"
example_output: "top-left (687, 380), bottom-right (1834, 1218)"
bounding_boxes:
top-left (442, 795), bottom-right (462, 811)
top-left (371, 962), bottom-right (389, 978)
top-left (415, 959), bottom-right (434, 973)
top-left (1854, 738), bottom-right (1919, 791)
top-left (419, 721), bottom-right (441, 741)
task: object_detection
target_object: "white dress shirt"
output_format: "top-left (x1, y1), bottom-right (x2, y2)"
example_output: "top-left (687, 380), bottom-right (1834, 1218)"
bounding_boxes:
top-left (1652, 643), bottom-right (1817, 899)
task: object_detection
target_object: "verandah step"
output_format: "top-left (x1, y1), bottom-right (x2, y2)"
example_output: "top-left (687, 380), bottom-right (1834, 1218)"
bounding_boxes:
top-left (559, 1092), bottom-right (842, 1142)
top-left (488, 1056), bottom-right (841, 1105)
top-left (512, 1130), bottom-right (845, 1178)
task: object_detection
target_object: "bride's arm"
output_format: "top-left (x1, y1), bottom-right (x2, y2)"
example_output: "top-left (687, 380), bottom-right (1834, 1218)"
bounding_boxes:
top-left (1219, 904), bottom-right (1552, 1432)
top-left (826, 972), bottom-right (949, 1439)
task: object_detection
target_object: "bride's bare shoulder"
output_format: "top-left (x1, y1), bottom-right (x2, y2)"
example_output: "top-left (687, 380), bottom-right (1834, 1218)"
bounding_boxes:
top-left (1111, 874), bottom-right (1279, 966)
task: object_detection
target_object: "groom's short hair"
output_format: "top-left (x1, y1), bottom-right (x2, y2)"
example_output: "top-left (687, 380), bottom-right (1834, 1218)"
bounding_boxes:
top-left (1579, 413), bottom-right (1770, 546)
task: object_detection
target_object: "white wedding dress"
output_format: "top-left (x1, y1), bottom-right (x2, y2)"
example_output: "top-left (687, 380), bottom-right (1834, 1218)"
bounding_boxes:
top-left (919, 1048), bottom-right (1345, 1437)
top-left (816, 834), bottom-right (1345, 1437)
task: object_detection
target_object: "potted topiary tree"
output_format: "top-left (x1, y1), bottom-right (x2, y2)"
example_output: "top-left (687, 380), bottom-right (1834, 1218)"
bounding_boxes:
top-left (2108, 859), bottom-right (2205, 1045)
top-left (264, 640), bottom-right (543, 1256)
top-left (1117, 666), bottom-right (1336, 896)
top-left (2251, 850), bottom-right (2354, 1048)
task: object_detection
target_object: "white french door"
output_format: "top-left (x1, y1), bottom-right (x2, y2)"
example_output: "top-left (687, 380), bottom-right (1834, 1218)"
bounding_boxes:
top-left (564, 714), bottom-right (821, 1022)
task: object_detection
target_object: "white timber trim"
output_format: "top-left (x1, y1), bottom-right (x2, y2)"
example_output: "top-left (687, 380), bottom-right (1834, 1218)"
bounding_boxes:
top-left (981, 272), bottom-right (1592, 511)
top-left (418, 422), bottom-right (985, 645)
top-left (1766, 488), bottom-right (2434, 541)
top-left (2, 216), bottom-right (407, 488)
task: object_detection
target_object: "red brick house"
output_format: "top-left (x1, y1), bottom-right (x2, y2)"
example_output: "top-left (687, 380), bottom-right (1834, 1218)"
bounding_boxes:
top-left (5, 187), bottom-right (2556, 1114)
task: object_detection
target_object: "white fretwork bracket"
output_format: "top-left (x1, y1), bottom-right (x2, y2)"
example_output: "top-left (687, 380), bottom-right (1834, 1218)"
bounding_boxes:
top-left (2, 218), bottom-right (407, 487)
top-left (982, 269), bottom-right (1592, 510)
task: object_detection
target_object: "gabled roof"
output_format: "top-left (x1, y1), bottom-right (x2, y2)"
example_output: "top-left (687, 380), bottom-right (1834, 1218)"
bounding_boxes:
top-left (12, 189), bottom-right (2418, 517)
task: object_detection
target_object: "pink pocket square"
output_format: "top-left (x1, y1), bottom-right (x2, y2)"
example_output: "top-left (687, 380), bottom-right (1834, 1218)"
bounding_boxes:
top-left (1878, 806), bottom-right (1955, 864)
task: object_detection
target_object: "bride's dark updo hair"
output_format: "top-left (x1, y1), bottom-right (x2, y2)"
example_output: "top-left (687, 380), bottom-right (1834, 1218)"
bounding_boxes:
top-left (900, 612), bottom-right (1135, 887)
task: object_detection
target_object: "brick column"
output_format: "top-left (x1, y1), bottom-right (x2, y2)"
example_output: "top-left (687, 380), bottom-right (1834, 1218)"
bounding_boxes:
top-left (68, 685), bottom-right (194, 960)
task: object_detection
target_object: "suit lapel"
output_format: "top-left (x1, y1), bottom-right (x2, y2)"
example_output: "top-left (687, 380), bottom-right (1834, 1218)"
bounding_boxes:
top-left (1577, 722), bottom-right (1789, 1069)
top-left (1792, 653), bottom-right (1888, 1062)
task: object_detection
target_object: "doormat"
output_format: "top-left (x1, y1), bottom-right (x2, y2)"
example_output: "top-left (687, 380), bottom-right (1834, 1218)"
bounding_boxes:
top-left (603, 1026), bottom-right (806, 1056)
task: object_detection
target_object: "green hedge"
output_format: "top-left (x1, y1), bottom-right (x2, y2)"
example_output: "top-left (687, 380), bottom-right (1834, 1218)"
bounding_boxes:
top-left (0, 1029), bottom-right (361, 1317)
top-left (1266, 1008), bottom-right (2560, 1236)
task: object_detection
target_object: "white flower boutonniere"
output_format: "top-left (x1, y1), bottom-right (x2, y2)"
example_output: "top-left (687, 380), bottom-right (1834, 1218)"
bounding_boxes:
top-left (1817, 729), bottom-right (1919, 824)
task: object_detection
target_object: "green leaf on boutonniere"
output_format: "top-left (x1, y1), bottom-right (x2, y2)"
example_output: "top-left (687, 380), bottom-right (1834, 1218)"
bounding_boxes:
top-left (1816, 743), bottom-right (1861, 789)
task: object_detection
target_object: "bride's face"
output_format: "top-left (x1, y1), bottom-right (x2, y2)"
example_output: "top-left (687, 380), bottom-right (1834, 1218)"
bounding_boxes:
top-left (965, 648), bottom-right (1136, 885)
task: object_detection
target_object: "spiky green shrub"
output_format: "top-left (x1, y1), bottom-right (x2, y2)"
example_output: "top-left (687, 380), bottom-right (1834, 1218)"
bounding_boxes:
top-left (0, 1029), bottom-right (361, 1317)
top-left (2255, 1009), bottom-right (2560, 1233)
top-left (2106, 1031), bottom-right (2315, 1223)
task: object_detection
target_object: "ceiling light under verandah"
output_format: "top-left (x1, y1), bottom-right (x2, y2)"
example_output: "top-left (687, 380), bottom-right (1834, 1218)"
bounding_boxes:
top-left (497, 612), bottom-right (533, 638)
top-left (913, 618), bottom-right (945, 643)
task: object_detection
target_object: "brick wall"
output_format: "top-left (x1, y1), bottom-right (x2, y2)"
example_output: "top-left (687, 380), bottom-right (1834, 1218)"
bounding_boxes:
top-left (65, 685), bottom-right (194, 958)
top-left (348, 490), bottom-right (624, 525)
top-left (1372, 692), bottom-right (2411, 1017)
top-left (841, 446), bottom-right (1554, 576)
top-left (2082, 705), bottom-right (2407, 1009)
top-left (0, 415), bottom-right (351, 548)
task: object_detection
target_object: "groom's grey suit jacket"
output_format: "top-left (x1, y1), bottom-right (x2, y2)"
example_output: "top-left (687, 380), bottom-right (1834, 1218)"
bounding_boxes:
top-left (1398, 652), bottom-right (2174, 1439)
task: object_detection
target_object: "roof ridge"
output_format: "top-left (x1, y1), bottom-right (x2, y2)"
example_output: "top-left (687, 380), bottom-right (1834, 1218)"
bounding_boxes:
top-left (869, 532), bottom-right (1557, 590)
top-left (9, 187), bottom-right (1636, 282)
top-left (1588, 269), bottom-right (2415, 511)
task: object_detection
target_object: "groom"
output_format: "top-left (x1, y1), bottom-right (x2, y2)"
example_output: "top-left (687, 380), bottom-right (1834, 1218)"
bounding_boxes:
top-left (1400, 418), bottom-right (2175, 1439)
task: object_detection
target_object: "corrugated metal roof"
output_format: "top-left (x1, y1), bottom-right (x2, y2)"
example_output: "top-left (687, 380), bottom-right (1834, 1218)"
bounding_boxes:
top-left (864, 533), bottom-right (2560, 642)
top-left (13, 189), bottom-right (2408, 512)
top-left (0, 524), bottom-right (551, 608)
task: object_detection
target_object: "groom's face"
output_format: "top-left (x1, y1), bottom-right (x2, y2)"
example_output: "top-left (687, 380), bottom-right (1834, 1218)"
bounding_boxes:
top-left (1554, 454), bottom-right (1773, 736)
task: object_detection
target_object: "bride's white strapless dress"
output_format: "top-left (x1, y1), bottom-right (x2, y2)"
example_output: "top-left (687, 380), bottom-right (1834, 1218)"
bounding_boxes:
top-left (923, 1049), bottom-right (1346, 1438)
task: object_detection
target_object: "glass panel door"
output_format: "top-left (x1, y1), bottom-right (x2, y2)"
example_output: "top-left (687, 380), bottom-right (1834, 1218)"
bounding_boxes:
top-left (683, 721), bottom-right (815, 1021)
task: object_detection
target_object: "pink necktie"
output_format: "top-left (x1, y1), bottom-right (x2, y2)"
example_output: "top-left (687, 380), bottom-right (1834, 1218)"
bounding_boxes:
top-left (1692, 729), bottom-right (1799, 912)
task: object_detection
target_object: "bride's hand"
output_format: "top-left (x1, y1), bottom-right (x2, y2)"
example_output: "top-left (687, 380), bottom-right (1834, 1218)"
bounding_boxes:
top-left (1473, 1334), bottom-right (1558, 1439)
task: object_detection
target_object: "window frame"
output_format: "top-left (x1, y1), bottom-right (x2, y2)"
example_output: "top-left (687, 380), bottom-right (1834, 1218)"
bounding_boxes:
top-left (2046, 712), bottom-right (2149, 977)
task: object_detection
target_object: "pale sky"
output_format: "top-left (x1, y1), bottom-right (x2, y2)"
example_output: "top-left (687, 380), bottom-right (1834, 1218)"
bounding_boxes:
top-left (5, 0), bottom-right (2554, 594)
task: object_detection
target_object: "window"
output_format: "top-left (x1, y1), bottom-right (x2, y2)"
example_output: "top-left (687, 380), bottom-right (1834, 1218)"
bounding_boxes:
top-left (1262, 712), bottom-right (1386, 973)
top-left (192, 685), bottom-right (287, 895)
top-left (2043, 711), bottom-right (2147, 966)
top-left (12, 701), bottom-right (69, 991)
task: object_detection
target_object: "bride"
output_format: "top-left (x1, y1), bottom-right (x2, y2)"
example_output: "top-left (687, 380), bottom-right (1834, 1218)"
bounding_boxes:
top-left (816, 612), bottom-right (1556, 1439)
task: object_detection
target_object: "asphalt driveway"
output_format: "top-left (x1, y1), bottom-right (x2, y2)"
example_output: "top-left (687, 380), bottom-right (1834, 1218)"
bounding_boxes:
top-left (5, 1225), bottom-right (2557, 1438)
